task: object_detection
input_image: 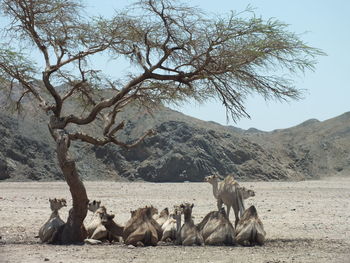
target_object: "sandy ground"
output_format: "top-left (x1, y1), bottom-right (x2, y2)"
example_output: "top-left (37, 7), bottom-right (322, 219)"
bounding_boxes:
top-left (0, 177), bottom-right (349, 263)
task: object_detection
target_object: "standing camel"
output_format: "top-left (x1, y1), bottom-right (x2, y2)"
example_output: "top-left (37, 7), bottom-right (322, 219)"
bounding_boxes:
top-left (205, 174), bottom-right (254, 226)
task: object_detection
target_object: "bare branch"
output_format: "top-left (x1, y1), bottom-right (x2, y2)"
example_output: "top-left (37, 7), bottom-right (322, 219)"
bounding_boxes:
top-left (60, 72), bottom-right (149, 128)
top-left (68, 128), bottom-right (156, 149)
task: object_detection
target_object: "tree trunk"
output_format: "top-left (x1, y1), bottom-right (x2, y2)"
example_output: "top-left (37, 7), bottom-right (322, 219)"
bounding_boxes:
top-left (56, 132), bottom-right (88, 244)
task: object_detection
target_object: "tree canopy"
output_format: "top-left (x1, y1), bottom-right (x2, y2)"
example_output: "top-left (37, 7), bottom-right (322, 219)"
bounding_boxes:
top-left (1, 0), bottom-right (324, 124)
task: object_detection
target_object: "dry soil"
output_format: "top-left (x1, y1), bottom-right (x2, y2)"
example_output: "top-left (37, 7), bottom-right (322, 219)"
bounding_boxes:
top-left (1, 177), bottom-right (350, 263)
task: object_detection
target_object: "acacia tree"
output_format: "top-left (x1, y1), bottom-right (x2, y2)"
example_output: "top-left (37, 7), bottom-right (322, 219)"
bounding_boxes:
top-left (0, 0), bottom-right (323, 243)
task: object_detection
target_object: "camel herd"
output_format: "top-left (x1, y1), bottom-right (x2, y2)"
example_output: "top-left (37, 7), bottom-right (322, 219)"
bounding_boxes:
top-left (38, 174), bottom-right (266, 246)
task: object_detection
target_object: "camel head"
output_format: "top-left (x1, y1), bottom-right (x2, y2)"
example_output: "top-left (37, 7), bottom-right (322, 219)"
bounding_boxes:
top-left (171, 205), bottom-right (182, 219)
top-left (131, 206), bottom-right (158, 221)
top-left (159, 207), bottom-right (169, 217)
top-left (204, 173), bottom-right (222, 184)
top-left (219, 207), bottom-right (227, 217)
top-left (144, 206), bottom-right (158, 218)
top-left (240, 187), bottom-right (255, 199)
top-left (100, 212), bottom-right (115, 225)
top-left (179, 202), bottom-right (194, 215)
top-left (88, 200), bottom-right (101, 212)
top-left (49, 198), bottom-right (67, 211)
top-left (96, 206), bottom-right (107, 215)
top-left (130, 209), bottom-right (137, 217)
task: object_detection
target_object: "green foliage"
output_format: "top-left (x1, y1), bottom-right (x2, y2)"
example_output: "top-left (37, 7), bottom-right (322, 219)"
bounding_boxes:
top-left (0, 46), bottom-right (37, 81)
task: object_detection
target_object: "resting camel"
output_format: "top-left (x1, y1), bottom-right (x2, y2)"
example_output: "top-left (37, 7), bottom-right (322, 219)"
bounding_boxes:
top-left (38, 198), bottom-right (67, 243)
top-left (123, 206), bottom-right (162, 246)
top-left (177, 203), bottom-right (204, 246)
top-left (160, 206), bottom-right (181, 242)
top-left (197, 207), bottom-right (235, 245)
top-left (153, 207), bottom-right (169, 227)
top-left (100, 212), bottom-right (124, 242)
top-left (88, 200), bottom-right (101, 214)
top-left (85, 203), bottom-right (108, 240)
top-left (205, 174), bottom-right (254, 226)
top-left (235, 205), bottom-right (266, 246)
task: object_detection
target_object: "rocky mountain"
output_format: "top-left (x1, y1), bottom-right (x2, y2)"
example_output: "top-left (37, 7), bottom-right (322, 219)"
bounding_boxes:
top-left (242, 112), bottom-right (350, 179)
top-left (0, 85), bottom-right (348, 182)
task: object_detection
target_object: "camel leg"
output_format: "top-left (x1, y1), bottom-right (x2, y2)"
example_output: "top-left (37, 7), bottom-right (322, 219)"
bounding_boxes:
top-left (125, 232), bottom-right (146, 246)
top-left (205, 232), bottom-right (223, 246)
top-left (236, 224), bottom-right (253, 246)
top-left (182, 235), bottom-right (196, 246)
top-left (233, 207), bottom-right (239, 227)
top-left (255, 222), bottom-right (266, 245)
top-left (91, 226), bottom-right (107, 240)
top-left (226, 205), bottom-right (231, 218)
top-left (196, 233), bottom-right (204, 246)
top-left (217, 199), bottom-right (223, 211)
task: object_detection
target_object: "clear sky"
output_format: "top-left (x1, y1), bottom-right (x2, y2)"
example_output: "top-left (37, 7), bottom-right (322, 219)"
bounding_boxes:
top-left (83, 0), bottom-right (349, 131)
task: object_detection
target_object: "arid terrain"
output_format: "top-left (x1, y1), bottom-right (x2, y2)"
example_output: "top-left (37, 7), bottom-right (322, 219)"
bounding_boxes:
top-left (0, 177), bottom-right (349, 263)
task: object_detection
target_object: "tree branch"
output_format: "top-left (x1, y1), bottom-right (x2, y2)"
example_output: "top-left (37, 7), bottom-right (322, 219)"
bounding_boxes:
top-left (68, 129), bottom-right (156, 149)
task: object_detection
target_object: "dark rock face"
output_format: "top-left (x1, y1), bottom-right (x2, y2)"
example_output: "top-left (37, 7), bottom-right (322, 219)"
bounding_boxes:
top-left (0, 113), bottom-right (62, 181)
top-left (0, 158), bottom-right (10, 180)
top-left (110, 121), bottom-right (294, 182)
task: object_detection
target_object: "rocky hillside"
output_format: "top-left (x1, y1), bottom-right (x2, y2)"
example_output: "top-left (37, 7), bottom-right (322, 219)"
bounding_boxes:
top-left (0, 85), bottom-right (348, 182)
top-left (242, 112), bottom-right (350, 179)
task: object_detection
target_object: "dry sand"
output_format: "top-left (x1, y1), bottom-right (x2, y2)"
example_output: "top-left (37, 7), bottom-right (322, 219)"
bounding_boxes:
top-left (0, 177), bottom-right (349, 263)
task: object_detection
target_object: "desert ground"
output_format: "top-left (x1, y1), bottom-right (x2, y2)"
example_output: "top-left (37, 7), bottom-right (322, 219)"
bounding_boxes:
top-left (0, 177), bottom-right (349, 263)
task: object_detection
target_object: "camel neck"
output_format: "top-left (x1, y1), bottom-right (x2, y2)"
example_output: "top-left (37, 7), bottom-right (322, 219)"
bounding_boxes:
top-left (211, 181), bottom-right (219, 198)
top-left (50, 210), bottom-right (60, 219)
top-left (176, 215), bottom-right (181, 233)
top-left (184, 211), bottom-right (192, 222)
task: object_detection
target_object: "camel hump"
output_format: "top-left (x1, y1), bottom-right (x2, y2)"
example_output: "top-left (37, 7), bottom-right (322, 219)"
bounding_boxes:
top-left (247, 205), bottom-right (258, 217)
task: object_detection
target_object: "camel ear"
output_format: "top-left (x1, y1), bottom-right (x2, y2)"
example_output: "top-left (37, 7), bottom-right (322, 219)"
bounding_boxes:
top-left (108, 214), bottom-right (115, 220)
top-left (191, 203), bottom-right (194, 209)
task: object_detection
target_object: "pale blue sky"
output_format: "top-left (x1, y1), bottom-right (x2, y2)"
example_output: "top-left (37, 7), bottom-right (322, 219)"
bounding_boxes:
top-left (84, 0), bottom-right (349, 131)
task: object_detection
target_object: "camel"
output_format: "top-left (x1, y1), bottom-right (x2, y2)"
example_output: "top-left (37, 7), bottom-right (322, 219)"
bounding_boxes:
top-left (177, 203), bottom-right (204, 246)
top-left (38, 198), bottom-right (67, 243)
top-left (235, 205), bottom-right (266, 246)
top-left (85, 204), bottom-right (108, 240)
top-left (153, 207), bottom-right (169, 227)
top-left (160, 206), bottom-right (182, 242)
top-left (205, 174), bottom-right (254, 226)
top-left (240, 186), bottom-right (255, 199)
top-left (100, 212), bottom-right (124, 242)
top-left (123, 206), bottom-right (162, 246)
top-left (197, 207), bottom-right (235, 245)
top-left (88, 200), bottom-right (101, 213)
